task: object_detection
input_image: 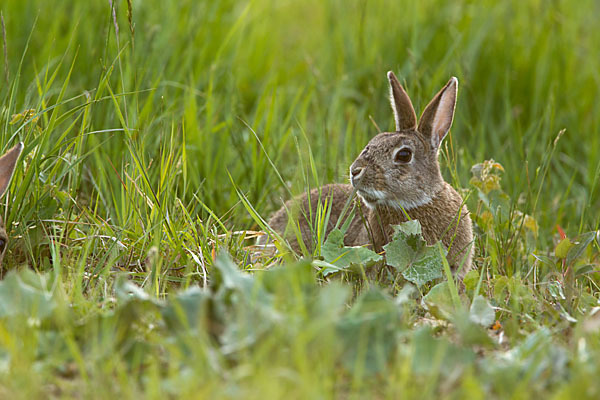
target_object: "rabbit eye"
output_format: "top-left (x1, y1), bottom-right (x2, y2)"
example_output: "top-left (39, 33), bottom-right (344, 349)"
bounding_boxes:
top-left (0, 239), bottom-right (5, 254)
top-left (394, 148), bottom-right (412, 164)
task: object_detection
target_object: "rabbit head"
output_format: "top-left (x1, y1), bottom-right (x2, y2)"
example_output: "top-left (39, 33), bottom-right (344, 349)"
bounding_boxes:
top-left (350, 72), bottom-right (458, 210)
top-left (0, 143), bottom-right (23, 266)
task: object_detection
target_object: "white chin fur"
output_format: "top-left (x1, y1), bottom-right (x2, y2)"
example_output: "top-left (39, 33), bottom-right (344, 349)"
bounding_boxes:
top-left (357, 188), bottom-right (433, 211)
top-left (357, 194), bottom-right (376, 210)
top-left (356, 188), bottom-right (386, 209)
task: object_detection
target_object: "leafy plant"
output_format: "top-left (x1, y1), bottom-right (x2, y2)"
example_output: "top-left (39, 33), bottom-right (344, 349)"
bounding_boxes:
top-left (384, 221), bottom-right (446, 286)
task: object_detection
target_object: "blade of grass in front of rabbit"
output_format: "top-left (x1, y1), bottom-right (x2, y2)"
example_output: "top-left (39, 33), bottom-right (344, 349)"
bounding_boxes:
top-left (299, 119), bottom-right (325, 255)
top-left (356, 200), bottom-right (375, 247)
top-left (310, 186), bottom-right (331, 256)
top-left (174, 197), bottom-right (210, 288)
top-left (373, 211), bottom-right (388, 251)
top-left (333, 187), bottom-right (358, 232)
top-left (393, 199), bottom-right (411, 221)
top-left (240, 116), bottom-right (305, 252)
top-left (291, 132), bottom-right (315, 254)
top-left (473, 259), bottom-right (487, 304)
top-left (338, 204), bottom-right (357, 235)
top-left (441, 188), bottom-right (473, 257)
top-left (228, 170), bottom-right (291, 256)
top-left (282, 200), bottom-right (310, 257)
top-left (315, 194), bottom-right (333, 256)
top-left (439, 242), bottom-right (462, 311)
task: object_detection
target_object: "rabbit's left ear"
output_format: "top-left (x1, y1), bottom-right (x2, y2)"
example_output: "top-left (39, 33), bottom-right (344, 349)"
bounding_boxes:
top-left (417, 77), bottom-right (458, 149)
top-left (387, 71), bottom-right (417, 131)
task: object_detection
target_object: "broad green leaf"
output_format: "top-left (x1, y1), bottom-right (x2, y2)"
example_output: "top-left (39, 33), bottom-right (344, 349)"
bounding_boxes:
top-left (314, 283), bottom-right (350, 319)
top-left (395, 284), bottom-right (417, 305)
top-left (401, 246), bottom-right (445, 286)
top-left (384, 231), bottom-right (422, 270)
top-left (423, 281), bottom-right (455, 320)
top-left (566, 231), bottom-right (597, 265)
top-left (322, 229), bottom-right (382, 268)
top-left (532, 253), bottom-right (556, 268)
top-left (384, 221), bottom-right (445, 286)
top-left (260, 261), bottom-right (316, 293)
top-left (338, 288), bottom-right (403, 375)
top-left (463, 270), bottom-right (480, 293)
top-left (211, 252), bottom-right (280, 355)
top-left (575, 264), bottom-right (595, 276)
top-left (115, 276), bottom-right (156, 303)
top-left (395, 219), bottom-right (422, 236)
top-left (312, 259), bottom-right (345, 277)
top-left (453, 311), bottom-right (495, 347)
top-left (412, 327), bottom-right (475, 375)
top-left (211, 251), bottom-right (254, 295)
top-left (486, 328), bottom-right (568, 382)
top-left (0, 270), bottom-right (56, 320)
top-left (162, 287), bottom-right (210, 331)
top-left (554, 238), bottom-right (573, 259)
top-left (469, 295), bottom-right (495, 326)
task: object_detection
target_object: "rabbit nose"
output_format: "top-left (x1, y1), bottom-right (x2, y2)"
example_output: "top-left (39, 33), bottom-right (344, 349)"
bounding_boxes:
top-left (351, 166), bottom-right (365, 180)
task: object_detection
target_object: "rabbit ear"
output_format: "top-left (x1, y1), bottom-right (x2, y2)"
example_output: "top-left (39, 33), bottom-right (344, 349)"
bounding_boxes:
top-left (387, 71), bottom-right (417, 131)
top-left (0, 143), bottom-right (23, 198)
top-left (417, 77), bottom-right (458, 149)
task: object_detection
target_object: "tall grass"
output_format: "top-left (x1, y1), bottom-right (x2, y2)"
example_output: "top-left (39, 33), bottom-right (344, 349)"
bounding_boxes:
top-left (3, 1), bottom-right (599, 240)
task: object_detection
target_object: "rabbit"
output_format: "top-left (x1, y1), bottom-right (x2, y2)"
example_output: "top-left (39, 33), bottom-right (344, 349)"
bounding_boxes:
top-left (0, 142), bottom-right (24, 267)
top-left (263, 72), bottom-right (473, 272)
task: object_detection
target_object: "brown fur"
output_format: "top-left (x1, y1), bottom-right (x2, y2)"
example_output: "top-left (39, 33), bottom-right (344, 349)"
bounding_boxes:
top-left (366, 183), bottom-right (473, 272)
top-left (0, 143), bottom-right (23, 267)
top-left (263, 72), bottom-right (473, 272)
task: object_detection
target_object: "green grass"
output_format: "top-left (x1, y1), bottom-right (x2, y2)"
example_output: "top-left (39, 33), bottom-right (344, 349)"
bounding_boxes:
top-left (1, 0), bottom-right (600, 398)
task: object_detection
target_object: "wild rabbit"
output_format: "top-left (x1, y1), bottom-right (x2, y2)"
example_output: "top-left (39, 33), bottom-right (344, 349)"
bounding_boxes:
top-left (263, 72), bottom-right (473, 272)
top-left (0, 143), bottom-right (23, 267)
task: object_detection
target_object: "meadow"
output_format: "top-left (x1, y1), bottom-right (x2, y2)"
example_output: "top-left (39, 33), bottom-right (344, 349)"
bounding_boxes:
top-left (1, 0), bottom-right (600, 398)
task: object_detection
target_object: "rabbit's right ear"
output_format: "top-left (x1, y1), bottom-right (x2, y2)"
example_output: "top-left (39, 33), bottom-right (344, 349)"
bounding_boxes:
top-left (0, 143), bottom-right (23, 198)
top-left (387, 71), bottom-right (417, 131)
top-left (417, 77), bottom-right (458, 150)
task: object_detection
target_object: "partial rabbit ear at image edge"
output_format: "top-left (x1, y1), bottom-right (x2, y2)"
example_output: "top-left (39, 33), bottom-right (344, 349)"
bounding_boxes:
top-left (0, 143), bottom-right (24, 198)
